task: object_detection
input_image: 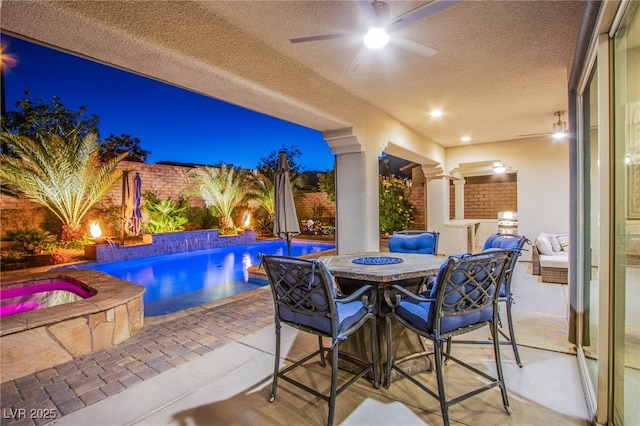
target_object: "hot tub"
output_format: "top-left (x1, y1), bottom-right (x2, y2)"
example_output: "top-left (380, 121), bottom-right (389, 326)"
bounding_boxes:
top-left (0, 270), bottom-right (145, 383)
top-left (1, 276), bottom-right (96, 317)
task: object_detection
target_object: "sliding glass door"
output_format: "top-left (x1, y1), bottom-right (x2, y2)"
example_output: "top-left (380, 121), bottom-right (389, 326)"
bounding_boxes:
top-left (612, 2), bottom-right (640, 424)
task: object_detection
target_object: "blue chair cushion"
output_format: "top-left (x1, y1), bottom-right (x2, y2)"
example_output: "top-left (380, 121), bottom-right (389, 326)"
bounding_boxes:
top-left (482, 234), bottom-right (523, 251)
top-left (395, 297), bottom-right (492, 335)
top-left (389, 233), bottom-right (436, 254)
top-left (399, 252), bottom-right (493, 334)
top-left (279, 300), bottom-right (367, 336)
top-left (482, 235), bottom-right (525, 297)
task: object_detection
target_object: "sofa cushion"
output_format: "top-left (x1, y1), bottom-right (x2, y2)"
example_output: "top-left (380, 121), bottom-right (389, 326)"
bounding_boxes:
top-left (557, 234), bottom-right (569, 251)
top-left (539, 252), bottom-right (569, 269)
top-left (549, 234), bottom-right (562, 252)
top-left (536, 233), bottom-right (554, 256)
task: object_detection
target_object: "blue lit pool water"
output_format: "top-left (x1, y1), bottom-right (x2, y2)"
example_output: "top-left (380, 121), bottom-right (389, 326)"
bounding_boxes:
top-left (80, 240), bottom-right (334, 316)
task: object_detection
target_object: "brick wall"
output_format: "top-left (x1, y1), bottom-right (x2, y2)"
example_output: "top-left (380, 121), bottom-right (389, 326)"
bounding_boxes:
top-left (1, 161), bottom-right (206, 236)
top-left (296, 192), bottom-right (335, 225)
top-left (1, 162), bottom-right (341, 236)
top-left (408, 184), bottom-right (425, 230)
top-left (449, 174), bottom-right (517, 219)
top-left (1, 161), bottom-right (429, 235)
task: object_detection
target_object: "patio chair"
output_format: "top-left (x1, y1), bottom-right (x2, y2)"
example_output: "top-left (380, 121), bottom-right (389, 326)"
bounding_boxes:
top-left (259, 254), bottom-right (379, 426)
top-left (384, 250), bottom-right (514, 426)
top-left (388, 230), bottom-right (440, 255)
top-left (446, 233), bottom-right (530, 367)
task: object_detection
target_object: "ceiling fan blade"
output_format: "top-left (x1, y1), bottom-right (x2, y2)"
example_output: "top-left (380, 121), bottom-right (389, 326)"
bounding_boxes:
top-left (346, 46), bottom-right (366, 73)
top-left (354, 0), bottom-right (377, 27)
top-left (391, 35), bottom-right (438, 57)
top-left (290, 32), bottom-right (355, 44)
top-left (389, 0), bottom-right (463, 32)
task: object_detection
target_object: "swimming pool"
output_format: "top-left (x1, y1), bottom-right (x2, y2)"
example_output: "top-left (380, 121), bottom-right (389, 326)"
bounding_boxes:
top-left (80, 240), bottom-right (334, 316)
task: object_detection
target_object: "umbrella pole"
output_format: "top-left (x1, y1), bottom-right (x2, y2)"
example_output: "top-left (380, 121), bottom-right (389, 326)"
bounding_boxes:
top-left (121, 170), bottom-right (128, 245)
top-left (286, 234), bottom-right (292, 256)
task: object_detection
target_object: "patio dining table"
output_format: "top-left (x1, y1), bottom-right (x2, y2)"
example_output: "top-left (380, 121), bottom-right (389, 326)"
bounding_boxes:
top-left (318, 252), bottom-right (444, 383)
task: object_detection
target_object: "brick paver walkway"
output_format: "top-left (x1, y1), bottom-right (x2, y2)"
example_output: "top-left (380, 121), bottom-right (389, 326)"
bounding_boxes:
top-left (0, 288), bottom-right (274, 426)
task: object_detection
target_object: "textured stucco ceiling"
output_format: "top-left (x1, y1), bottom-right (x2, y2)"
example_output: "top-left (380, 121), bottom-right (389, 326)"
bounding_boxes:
top-left (0, 0), bottom-right (586, 155)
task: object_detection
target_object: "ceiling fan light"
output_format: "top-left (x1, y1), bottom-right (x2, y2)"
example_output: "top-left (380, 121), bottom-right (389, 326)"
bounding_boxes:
top-left (552, 121), bottom-right (566, 139)
top-left (364, 28), bottom-right (390, 49)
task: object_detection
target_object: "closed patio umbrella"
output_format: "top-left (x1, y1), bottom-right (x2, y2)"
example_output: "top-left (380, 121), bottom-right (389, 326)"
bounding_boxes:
top-left (128, 172), bottom-right (143, 236)
top-left (273, 151), bottom-right (300, 256)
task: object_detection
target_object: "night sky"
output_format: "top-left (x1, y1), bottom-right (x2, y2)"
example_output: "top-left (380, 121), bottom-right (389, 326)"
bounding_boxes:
top-left (1, 34), bottom-right (335, 171)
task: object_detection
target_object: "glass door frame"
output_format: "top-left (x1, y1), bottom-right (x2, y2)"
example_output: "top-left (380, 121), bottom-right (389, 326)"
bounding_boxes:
top-left (575, 19), bottom-right (615, 426)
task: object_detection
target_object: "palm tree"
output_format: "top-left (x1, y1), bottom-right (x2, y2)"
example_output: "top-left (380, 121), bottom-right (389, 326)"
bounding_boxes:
top-left (250, 172), bottom-right (275, 220)
top-left (0, 131), bottom-right (127, 241)
top-left (191, 164), bottom-right (253, 231)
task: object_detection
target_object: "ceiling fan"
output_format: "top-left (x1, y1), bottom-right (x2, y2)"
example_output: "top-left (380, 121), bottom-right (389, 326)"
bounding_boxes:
top-left (289, 0), bottom-right (462, 72)
top-left (518, 111), bottom-right (568, 139)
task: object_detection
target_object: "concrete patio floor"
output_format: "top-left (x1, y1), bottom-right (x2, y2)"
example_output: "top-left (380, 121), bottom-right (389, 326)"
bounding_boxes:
top-left (1, 262), bottom-right (590, 426)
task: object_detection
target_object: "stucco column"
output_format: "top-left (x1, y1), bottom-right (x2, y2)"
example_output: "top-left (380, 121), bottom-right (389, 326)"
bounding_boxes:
top-left (425, 174), bottom-right (449, 234)
top-left (453, 179), bottom-right (466, 220)
top-left (324, 128), bottom-right (379, 254)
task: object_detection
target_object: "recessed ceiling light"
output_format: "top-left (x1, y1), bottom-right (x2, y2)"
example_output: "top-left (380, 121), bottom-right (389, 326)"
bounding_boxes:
top-left (460, 136), bottom-right (471, 142)
top-left (430, 110), bottom-right (443, 118)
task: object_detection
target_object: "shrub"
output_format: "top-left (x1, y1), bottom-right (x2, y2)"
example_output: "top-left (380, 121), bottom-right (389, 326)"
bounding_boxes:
top-left (4, 227), bottom-right (57, 254)
top-left (142, 193), bottom-right (188, 234)
top-left (379, 176), bottom-right (416, 234)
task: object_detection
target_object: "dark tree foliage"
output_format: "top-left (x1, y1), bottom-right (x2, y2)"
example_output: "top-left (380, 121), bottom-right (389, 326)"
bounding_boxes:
top-left (1, 93), bottom-right (150, 163)
top-left (317, 169), bottom-right (335, 203)
top-left (256, 145), bottom-right (303, 180)
top-left (100, 134), bottom-right (150, 162)
top-left (2, 93), bottom-right (100, 143)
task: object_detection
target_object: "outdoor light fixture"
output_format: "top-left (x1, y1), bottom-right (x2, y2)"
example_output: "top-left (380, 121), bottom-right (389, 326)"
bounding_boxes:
top-left (430, 109), bottom-right (443, 118)
top-left (363, 27), bottom-right (390, 49)
top-left (493, 162), bottom-right (506, 174)
top-left (460, 136), bottom-right (471, 142)
top-left (552, 111), bottom-right (567, 139)
top-left (625, 153), bottom-right (632, 165)
top-left (89, 222), bottom-right (102, 239)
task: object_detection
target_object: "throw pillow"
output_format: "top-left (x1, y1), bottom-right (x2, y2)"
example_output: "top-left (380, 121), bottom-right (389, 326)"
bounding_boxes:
top-left (549, 234), bottom-right (562, 252)
top-left (557, 234), bottom-right (569, 252)
top-left (536, 233), bottom-right (554, 256)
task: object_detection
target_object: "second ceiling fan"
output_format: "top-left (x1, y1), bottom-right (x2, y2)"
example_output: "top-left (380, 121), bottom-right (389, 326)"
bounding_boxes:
top-left (290, 0), bottom-right (462, 72)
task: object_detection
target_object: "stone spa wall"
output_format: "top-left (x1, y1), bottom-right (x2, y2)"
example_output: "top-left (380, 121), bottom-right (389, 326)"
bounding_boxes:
top-left (0, 270), bottom-right (145, 382)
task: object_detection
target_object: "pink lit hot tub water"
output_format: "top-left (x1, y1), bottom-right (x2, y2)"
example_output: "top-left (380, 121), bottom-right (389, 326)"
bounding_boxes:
top-left (0, 276), bottom-right (96, 317)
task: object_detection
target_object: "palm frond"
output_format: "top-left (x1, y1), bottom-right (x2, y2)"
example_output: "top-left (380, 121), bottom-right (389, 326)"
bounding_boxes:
top-left (0, 131), bottom-right (127, 235)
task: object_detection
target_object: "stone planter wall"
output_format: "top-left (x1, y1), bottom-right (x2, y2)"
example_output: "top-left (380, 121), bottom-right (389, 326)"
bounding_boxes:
top-left (85, 230), bottom-right (258, 263)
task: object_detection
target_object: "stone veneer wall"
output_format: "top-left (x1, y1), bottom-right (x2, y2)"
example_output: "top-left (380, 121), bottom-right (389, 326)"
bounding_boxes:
top-left (86, 230), bottom-right (258, 263)
top-left (0, 270), bottom-right (145, 382)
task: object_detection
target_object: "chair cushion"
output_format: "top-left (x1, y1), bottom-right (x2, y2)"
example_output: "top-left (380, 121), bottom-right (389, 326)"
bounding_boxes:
top-left (389, 233), bottom-right (436, 254)
top-left (395, 297), bottom-right (493, 335)
top-left (482, 234), bottom-right (523, 251)
top-left (279, 301), bottom-right (367, 336)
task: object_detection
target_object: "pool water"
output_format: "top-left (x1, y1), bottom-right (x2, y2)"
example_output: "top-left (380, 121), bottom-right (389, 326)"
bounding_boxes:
top-left (82, 240), bottom-right (334, 316)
